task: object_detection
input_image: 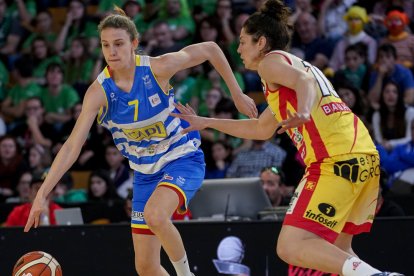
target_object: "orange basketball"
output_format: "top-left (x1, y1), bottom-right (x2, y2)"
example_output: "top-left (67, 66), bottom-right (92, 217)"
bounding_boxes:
top-left (13, 251), bottom-right (62, 276)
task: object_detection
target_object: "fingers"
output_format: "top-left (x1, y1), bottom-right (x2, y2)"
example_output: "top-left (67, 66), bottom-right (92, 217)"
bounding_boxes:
top-left (34, 214), bottom-right (40, 228)
top-left (24, 217), bottom-right (33, 232)
top-left (277, 125), bottom-right (288, 134)
top-left (185, 103), bottom-right (196, 115)
top-left (180, 127), bottom-right (193, 134)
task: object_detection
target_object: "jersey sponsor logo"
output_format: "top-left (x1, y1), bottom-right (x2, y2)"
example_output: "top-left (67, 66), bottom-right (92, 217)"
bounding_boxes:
top-left (132, 211), bottom-right (144, 221)
top-left (321, 102), bottom-right (351, 115)
top-left (305, 210), bottom-right (338, 228)
top-left (318, 203), bottom-right (336, 217)
top-left (122, 121), bottom-right (167, 141)
top-left (334, 157), bottom-right (380, 183)
top-left (333, 158), bottom-right (359, 183)
top-left (149, 94), bottom-right (161, 107)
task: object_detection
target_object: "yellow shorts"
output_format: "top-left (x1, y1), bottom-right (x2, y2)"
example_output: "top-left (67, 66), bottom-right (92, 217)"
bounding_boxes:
top-left (283, 153), bottom-right (380, 243)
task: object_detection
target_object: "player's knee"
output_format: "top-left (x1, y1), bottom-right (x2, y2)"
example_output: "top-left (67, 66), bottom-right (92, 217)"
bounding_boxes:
top-left (135, 258), bottom-right (157, 276)
top-left (144, 208), bottom-right (168, 230)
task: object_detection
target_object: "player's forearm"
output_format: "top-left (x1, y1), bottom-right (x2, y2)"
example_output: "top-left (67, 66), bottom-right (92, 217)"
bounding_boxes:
top-left (37, 141), bottom-right (81, 197)
top-left (207, 42), bottom-right (243, 97)
top-left (204, 117), bottom-right (270, 140)
top-left (295, 75), bottom-right (316, 115)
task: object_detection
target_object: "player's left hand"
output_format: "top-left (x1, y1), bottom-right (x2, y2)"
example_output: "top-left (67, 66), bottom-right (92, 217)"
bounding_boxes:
top-left (233, 93), bottom-right (258, 118)
top-left (171, 102), bottom-right (208, 134)
top-left (276, 109), bottom-right (310, 134)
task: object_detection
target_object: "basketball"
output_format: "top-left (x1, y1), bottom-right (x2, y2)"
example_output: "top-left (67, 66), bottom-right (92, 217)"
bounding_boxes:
top-left (12, 251), bottom-right (62, 276)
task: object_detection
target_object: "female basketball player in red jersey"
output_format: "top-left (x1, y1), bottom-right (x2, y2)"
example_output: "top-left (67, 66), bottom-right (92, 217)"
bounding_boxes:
top-left (172, 0), bottom-right (404, 275)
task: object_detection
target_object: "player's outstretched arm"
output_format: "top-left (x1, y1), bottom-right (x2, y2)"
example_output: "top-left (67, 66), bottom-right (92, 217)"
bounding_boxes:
top-left (151, 42), bottom-right (257, 118)
top-left (24, 81), bottom-right (105, 232)
top-left (172, 103), bottom-right (277, 140)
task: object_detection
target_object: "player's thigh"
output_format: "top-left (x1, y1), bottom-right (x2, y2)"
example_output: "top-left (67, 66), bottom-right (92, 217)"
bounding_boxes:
top-left (284, 161), bottom-right (364, 243)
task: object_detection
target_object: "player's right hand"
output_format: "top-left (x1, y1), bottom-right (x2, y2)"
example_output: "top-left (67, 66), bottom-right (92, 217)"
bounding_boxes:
top-left (170, 102), bottom-right (208, 134)
top-left (24, 193), bottom-right (47, 232)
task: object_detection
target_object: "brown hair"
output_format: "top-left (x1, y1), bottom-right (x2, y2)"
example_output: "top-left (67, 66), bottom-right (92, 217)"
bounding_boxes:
top-left (98, 6), bottom-right (139, 41)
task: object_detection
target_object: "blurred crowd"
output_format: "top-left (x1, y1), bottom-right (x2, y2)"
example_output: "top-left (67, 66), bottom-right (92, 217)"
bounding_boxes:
top-left (1, 0), bottom-right (413, 224)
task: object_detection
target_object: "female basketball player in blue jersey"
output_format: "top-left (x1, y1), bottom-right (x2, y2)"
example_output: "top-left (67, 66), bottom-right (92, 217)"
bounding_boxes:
top-left (171, 1), bottom-right (404, 276)
top-left (24, 7), bottom-right (257, 276)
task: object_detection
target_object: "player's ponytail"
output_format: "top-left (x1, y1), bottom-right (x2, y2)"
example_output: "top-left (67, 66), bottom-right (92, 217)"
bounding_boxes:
top-left (113, 5), bottom-right (127, 17)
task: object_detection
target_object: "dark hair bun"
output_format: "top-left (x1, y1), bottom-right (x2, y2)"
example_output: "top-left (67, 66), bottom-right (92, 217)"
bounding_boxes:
top-left (261, 0), bottom-right (290, 22)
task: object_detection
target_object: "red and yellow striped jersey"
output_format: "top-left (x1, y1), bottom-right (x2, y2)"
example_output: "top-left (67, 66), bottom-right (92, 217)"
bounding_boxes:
top-left (263, 50), bottom-right (377, 166)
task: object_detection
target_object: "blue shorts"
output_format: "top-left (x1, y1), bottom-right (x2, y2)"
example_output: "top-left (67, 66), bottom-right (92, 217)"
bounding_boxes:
top-left (131, 150), bottom-right (205, 234)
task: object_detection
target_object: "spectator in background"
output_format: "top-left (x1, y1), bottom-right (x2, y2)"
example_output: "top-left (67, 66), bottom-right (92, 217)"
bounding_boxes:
top-left (334, 78), bottom-right (369, 123)
top-left (55, 102), bottom-right (99, 170)
top-left (329, 6), bottom-right (377, 71)
top-left (0, 59), bottom-right (8, 101)
top-left (21, 10), bottom-right (57, 54)
top-left (205, 98), bottom-right (253, 156)
top-left (87, 169), bottom-right (121, 202)
top-left (145, 20), bottom-right (184, 56)
top-left (41, 62), bottom-right (80, 126)
top-left (63, 36), bottom-right (95, 97)
top-left (205, 140), bottom-right (232, 179)
top-left (122, 0), bottom-right (148, 35)
top-left (318, 0), bottom-right (356, 41)
top-left (372, 81), bottom-right (414, 151)
top-left (1, 57), bottom-right (42, 121)
top-left (199, 87), bottom-right (225, 117)
top-left (171, 68), bottom-right (196, 105)
top-left (381, 9), bottom-right (414, 69)
top-left (368, 43), bottom-right (414, 108)
top-left (334, 42), bottom-right (371, 92)
top-left (260, 166), bottom-right (292, 207)
top-left (193, 15), bottom-right (224, 46)
top-left (291, 12), bottom-right (335, 70)
top-left (5, 171), bottom-right (32, 203)
top-left (0, 135), bottom-right (28, 201)
top-left (53, 172), bottom-right (87, 204)
top-left (27, 37), bottom-right (62, 85)
top-left (104, 143), bottom-right (132, 198)
top-left (377, 120), bottom-right (414, 184)
top-left (210, 0), bottom-right (235, 45)
top-left (289, 0), bottom-right (314, 26)
top-left (0, 0), bottom-right (13, 65)
top-left (27, 144), bottom-right (52, 176)
top-left (10, 97), bottom-right (58, 151)
top-left (54, 0), bottom-right (99, 54)
top-left (5, 172), bottom-right (62, 226)
top-left (157, 0), bottom-right (195, 44)
top-left (226, 139), bottom-right (286, 178)
top-left (372, 0), bottom-right (413, 22)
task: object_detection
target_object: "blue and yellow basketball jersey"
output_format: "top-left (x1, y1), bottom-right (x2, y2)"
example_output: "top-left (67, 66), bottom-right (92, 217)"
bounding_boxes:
top-left (96, 55), bottom-right (202, 174)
